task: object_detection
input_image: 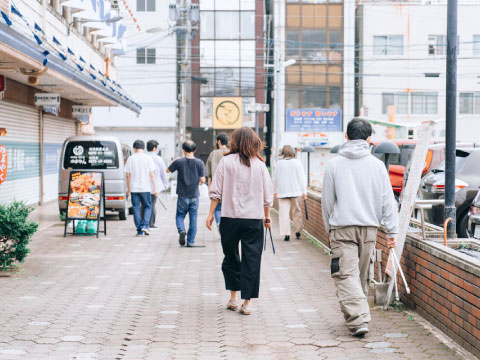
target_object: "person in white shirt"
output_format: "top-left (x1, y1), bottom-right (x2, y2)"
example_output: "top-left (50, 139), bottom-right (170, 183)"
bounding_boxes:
top-left (125, 140), bottom-right (157, 236)
top-left (274, 145), bottom-right (307, 241)
top-left (145, 140), bottom-right (169, 229)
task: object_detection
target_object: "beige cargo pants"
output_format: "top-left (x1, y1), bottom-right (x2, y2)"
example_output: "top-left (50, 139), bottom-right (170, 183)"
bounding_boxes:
top-left (330, 226), bottom-right (377, 330)
top-left (278, 197), bottom-right (303, 236)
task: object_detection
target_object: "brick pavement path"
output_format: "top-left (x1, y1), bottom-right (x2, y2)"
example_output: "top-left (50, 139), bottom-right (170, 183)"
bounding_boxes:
top-left (0, 198), bottom-right (467, 360)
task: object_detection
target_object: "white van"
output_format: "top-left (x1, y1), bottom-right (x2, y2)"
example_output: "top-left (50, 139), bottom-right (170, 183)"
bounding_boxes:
top-left (58, 135), bottom-right (131, 220)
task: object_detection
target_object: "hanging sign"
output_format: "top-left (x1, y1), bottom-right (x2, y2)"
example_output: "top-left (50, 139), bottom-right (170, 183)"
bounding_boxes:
top-left (72, 106), bottom-right (92, 124)
top-left (213, 97), bottom-right (243, 129)
top-left (34, 93), bottom-right (60, 106)
top-left (0, 145), bottom-right (7, 186)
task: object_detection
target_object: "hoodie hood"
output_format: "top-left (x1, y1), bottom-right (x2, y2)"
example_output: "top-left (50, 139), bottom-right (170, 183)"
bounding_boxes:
top-left (338, 140), bottom-right (371, 159)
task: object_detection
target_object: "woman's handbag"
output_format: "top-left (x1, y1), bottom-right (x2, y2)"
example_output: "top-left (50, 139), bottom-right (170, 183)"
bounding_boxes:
top-left (263, 220), bottom-right (276, 254)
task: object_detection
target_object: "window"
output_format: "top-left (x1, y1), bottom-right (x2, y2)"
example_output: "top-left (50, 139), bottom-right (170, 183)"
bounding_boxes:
top-left (411, 92), bottom-right (437, 114)
top-left (301, 86), bottom-right (327, 108)
top-left (302, 29), bottom-right (327, 61)
top-left (200, 69), bottom-right (215, 97)
top-left (286, 87), bottom-right (300, 109)
top-left (428, 35), bottom-right (446, 55)
top-left (286, 30), bottom-right (299, 58)
top-left (215, 12), bottom-right (240, 39)
top-left (396, 93), bottom-right (408, 114)
top-left (136, 48), bottom-right (145, 64)
top-left (474, 35), bottom-right (480, 55)
top-left (329, 86), bottom-right (341, 108)
top-left (137, 0), bottom-right (155, 12)
top-left (200, 12), bottom-right (214, 39)
top-left (381, 92), bottom-right (438, 115)
top-left (240, 12), bottom-right (255, 39)
top-left (215, 68), bottom-right (240, 96)
top-left (373, 35), bottom-right (403, 55)
top-left (382, 93), bottom-right (394, 114)
top-left (146, 48), bottom-right (156, 64)
top-left (241, 68), bottom-right (255, 96)
top-left (137, 48), bottom-right (155, 64)
top-left (459, 92), bottom-right (480, 114)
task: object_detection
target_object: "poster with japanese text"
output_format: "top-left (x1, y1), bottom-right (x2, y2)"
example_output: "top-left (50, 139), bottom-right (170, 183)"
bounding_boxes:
top-left (67, 171), bottom-right (102, 220)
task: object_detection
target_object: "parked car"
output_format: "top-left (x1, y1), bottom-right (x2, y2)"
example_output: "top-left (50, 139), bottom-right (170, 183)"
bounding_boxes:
top-left (371, 140), bottom-right (415, 199)
top-left (58, 136), bottom-right (130, 220)
top-left (419, 148), bottom-right (480, 238)
top-left (468, 191), bottom-right (480, 239)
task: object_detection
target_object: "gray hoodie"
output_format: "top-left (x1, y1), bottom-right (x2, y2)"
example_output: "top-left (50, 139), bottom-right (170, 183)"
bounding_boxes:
top-left (321, 140), bottom-right (399, 237)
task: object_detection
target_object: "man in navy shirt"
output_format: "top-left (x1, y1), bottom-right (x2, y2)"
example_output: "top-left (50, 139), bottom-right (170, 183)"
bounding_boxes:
top-left (167, 141), bottom-right (206, 247)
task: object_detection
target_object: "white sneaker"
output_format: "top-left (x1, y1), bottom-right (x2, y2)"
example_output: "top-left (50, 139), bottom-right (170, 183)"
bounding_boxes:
top-left (141, 228), bottom-right (150, 236)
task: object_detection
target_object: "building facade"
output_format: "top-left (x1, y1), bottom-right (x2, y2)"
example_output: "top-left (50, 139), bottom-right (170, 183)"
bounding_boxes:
top-left (274, 0), bottom-right (355, 187)
top-left (93, 0), bottom-right (177, 163)
top-left (0, 0), bottom-right (138, 205)
top-left (188, 0), bottom-right (266, 163)
top-left (357, 1), bottom-right (480, 142)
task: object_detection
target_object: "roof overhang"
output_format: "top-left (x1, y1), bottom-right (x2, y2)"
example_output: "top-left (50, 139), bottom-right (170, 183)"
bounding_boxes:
top-left (0, 22), bottom-right (141, 114)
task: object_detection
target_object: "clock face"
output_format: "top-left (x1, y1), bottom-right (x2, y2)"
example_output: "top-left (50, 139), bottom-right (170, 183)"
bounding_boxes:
top-left (215, 100), bottom-right (240, 126)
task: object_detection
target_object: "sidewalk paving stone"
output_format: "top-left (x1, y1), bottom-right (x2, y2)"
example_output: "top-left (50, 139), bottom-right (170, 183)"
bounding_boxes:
top-left (0, 199), bottom-right (472, 359)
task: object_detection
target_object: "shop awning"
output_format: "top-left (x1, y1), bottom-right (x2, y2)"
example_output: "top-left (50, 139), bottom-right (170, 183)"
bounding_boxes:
top-left (0, 20), bottom-right (141, 114)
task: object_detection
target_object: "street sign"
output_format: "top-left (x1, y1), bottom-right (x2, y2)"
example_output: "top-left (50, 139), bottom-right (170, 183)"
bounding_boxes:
top-left (383, 120), bottom-right (436, 309)
top-left (34, 93), bottom-right (60, 107)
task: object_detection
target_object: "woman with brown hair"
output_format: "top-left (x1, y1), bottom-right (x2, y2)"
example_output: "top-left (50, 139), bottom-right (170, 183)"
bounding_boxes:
top-left (274, 145), bottom-right (307, 241)
top-left (207, 127), bottom-right (273, 315)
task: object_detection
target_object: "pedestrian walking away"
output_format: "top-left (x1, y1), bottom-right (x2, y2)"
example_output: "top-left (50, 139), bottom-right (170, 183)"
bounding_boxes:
top-left (206, 127), bottom-right (273, 316)
top-left (274, 145), bottom-right (307, 242)
top-left (141, 140), bottom-right (169, 230)
top-left (206, 133), bottom-right (229, 226)
top-left (167, 141), bottom-right (206, 247)
top-left (321, 119), bottom-right (399, 337)
top-left (125, 140), bottom-right (158, 237)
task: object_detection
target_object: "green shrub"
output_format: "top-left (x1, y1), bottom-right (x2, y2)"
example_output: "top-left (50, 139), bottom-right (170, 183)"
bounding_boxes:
top-left (0, 201), bottom-right (38, 271)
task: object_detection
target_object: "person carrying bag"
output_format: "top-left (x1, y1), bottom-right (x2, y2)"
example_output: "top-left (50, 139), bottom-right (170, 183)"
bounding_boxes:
top-left (206, 127), bottom-right (273, 316)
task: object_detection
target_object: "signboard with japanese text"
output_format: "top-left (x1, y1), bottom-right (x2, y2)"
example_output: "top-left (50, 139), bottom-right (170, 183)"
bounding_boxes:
top-left (34, 93), bottom-right (60, 107)
top-left (0, 145), bottom-right (7, 185)
top-left (63, 141), bottom-right (118, 170)
top-left (286, 109), bottom-right (342, 132)
top-left (66, 171), bottom-right (103, 220)
top-left (213, 97), bottom-right (243, 129)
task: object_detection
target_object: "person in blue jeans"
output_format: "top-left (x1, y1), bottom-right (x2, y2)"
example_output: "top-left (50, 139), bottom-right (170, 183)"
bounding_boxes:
top-left (167, 141), bottom-right (206, 247)
top-left (126, 140), bottom-right (158, 236)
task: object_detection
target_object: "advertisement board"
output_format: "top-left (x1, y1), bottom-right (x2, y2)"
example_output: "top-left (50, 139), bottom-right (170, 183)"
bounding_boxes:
top-left (67, 171), bottom-right (103, 220)
top-left (213, 97), bottom-right (243, 129)
top-left (64, 171), bottom-right (106, 238)
top-left (286, 109), bottom-right (342, 132)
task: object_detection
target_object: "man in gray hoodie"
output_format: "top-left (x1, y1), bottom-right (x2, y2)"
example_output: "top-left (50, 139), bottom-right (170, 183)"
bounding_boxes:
top-left (322, 119), bottom-right (399, 337)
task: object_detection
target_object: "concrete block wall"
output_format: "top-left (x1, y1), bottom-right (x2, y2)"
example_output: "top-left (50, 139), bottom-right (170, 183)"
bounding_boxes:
top-left (301, 190), bottom-right (480, 357)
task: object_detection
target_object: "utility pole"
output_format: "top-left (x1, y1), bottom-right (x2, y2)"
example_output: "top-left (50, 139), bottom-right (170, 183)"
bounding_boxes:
top-left (171, 1), bottom-right (198, 157)
top-left (445, 0), bottom-right (458, 239)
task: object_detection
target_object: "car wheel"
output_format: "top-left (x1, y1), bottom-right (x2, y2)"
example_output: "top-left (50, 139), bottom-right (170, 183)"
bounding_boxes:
top-left (457, 212), bottom-right (470, 239)
top-left (119, 209), bottom-right (127, 220)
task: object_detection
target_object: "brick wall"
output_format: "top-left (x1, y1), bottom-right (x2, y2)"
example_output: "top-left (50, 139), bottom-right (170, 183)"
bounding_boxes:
top-left (0, 0), bottom-right (9, 15)
top-left (301, 190), bottom-right (480, 358)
